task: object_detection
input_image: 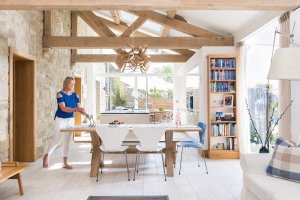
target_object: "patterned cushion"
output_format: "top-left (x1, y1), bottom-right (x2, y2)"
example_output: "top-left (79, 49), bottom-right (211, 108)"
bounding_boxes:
top-left (266, 137), bottom-right (300, 183)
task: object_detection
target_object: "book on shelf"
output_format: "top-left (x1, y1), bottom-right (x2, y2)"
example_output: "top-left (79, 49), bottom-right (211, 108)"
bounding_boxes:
top-left (210, 82), bottom-right (235, 92)
top-left (210, 70), bottom-right (236, 80)
top-left (210, 58), bottom-right (235, 69)
top-left (226, 137), bottom-right (238, 151)
top-left (210, 123), bottom-right (236, 137)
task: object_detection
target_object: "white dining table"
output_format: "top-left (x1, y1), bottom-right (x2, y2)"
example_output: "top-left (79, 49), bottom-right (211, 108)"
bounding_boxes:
top-left (61, 124), bottom-right (202, 177)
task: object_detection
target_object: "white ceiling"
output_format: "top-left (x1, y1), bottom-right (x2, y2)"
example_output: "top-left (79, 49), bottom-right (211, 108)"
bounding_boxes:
top-left (94, 10), bottom-right (280, 37)
top-left (175, 10), bottom-right (269, 36)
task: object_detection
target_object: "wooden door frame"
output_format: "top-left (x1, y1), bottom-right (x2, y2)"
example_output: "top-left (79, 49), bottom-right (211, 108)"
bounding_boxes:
top-left (9, 47), bottom-right (36, 161)
top-left (73, 74), bottom-right (82, 137)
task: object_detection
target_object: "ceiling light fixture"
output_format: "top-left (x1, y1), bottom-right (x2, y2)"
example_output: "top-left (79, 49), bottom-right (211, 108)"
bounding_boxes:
top-left (115, 44), bottom-right (151, 74)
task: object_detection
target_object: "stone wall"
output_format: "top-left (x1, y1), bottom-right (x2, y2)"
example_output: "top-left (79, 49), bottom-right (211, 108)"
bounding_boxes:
top-left (0, 10), bottom-right (86, 161)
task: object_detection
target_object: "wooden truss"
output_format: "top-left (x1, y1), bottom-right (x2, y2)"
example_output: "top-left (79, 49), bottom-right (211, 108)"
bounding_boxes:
top-left (43, 10), bottom-right (234, 63)
top-left (1, 1), bottom-right (299, 10)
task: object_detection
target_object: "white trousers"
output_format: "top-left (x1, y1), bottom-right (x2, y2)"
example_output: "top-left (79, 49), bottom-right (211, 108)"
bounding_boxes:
top-left (47, 117), bottom-right (74, 157)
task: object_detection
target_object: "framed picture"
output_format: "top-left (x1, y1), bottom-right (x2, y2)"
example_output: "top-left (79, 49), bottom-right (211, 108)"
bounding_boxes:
top-left (216, 112), bottom-right (223, 121)
top-left (223, 113), bottom-right (235, 121)
top-left (223, 95), bottom-right (234, 107)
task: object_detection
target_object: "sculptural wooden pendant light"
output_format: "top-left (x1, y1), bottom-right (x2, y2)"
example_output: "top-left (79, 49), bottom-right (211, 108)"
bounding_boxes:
top-left (115, 44), bottom-right (151, 73)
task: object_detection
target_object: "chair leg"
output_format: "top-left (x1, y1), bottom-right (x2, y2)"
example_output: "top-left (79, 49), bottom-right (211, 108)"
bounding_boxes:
top-left (161, 151), bottom-right (167, 181)
top-left (124, 151), bottom-right (130, 181)
top-left (96, 153), bottom-right (102, 182)
top-left (179, 146), bottom-right (184, 175)
top-left (101, 152), bottom-right (105, 173)
top-left (197, 148), bottom-right (200, 167)
top-left (133, 151), bottom-right (139, 181)
top-left (202, 150), bottom-right (208, 174)
top-left (136, 151), bottom-right (141, 173)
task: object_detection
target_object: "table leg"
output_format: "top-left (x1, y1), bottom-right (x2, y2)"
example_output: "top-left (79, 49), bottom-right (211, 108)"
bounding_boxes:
top-left (16, 173), bottom-right (24, 196)
top-left (90, 132), bottom-right (102, 177)
top-left (165, 130), bottom-right (174, 177)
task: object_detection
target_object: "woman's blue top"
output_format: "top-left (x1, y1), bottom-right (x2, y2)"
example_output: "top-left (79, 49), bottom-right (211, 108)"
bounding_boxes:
top-left (55, 91), bottom-right (80, 119)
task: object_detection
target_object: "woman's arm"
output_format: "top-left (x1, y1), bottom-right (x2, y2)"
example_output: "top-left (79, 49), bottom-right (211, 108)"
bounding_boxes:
top-left (76, 103), bottom-right (86, 115)
top-left (57, 93), bottom-right (77, 113)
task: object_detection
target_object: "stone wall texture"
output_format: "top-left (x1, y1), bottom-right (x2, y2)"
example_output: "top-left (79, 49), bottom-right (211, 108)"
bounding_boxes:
top-left (0, 10), bottom-right (87, 161)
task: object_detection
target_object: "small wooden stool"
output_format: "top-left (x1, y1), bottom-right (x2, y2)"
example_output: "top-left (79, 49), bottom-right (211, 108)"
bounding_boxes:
top-left (0, 161), bottom-right (27, 195)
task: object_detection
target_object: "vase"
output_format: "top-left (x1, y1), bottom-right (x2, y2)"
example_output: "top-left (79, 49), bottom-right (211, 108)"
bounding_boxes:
top-left (259, 145), bottom-right (269, 153)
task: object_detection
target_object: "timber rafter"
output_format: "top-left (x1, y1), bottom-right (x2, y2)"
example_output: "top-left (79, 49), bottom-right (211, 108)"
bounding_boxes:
top-left (43, 10), bottom-right (235, 63)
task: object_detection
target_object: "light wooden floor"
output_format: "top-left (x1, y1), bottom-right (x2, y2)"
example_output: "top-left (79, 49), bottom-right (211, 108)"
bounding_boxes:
top-left (0, 143), bottom-right (243, 200)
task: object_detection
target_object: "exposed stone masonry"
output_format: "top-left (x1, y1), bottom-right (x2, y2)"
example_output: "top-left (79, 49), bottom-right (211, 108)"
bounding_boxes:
top-left (0, 10), bottom-right (86, 161)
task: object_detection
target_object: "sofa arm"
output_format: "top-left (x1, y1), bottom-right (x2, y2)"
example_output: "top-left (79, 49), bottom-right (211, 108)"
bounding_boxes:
top-left (240, 153), bottom-right (272, 175)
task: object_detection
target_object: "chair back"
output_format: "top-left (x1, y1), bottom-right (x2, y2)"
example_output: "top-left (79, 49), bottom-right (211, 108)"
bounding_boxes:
top-left (96, 126), bottom-right (130, 151)
top-left (198, 122), bottom-right (206, 145)
top-left (133, 127), bottom-right (166, 151)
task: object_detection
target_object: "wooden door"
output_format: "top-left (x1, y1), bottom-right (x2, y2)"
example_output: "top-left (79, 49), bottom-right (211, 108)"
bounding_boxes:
top-left (9, 47), bottom-right (36, 162)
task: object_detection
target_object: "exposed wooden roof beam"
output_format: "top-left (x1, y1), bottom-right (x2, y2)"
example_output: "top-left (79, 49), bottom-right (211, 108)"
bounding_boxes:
top-left (121, 17), bottom-right (147, 37)
top-left (95, 15), bottom-right (149, 37)
top-left (43, 36), bottom-right (234, 49)
top-left (109, 10), bottom-right (120, 24)
top-left (1, 1), bottom-right (298, 10)
top-left (71, 12), bottom-right (78, 63)
top-left (77, 11), bottom-right (116, 37)
top-left (73, 54), bottom-right (192, 63)
top-left (128, 10), bottom-right (223, 37)
top-left (161, 10), bottom-right (176, 37)
top-left (43, 11), bottom-right (52, 36)
top-left (171, 49), bottom-right (195, 55)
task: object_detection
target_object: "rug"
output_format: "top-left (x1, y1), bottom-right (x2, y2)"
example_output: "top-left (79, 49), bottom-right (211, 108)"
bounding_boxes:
top-left (87, 196), bottom-right (169, 200)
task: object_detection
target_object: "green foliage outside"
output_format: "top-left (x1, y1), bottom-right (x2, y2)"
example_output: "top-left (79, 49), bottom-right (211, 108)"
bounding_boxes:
top-left (112, 78), bottom-right (127, 108)
top-left (151, 65), bottom-right (173, 83)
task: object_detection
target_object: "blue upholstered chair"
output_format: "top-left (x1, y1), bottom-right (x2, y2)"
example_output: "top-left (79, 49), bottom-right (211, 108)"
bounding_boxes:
top-left (177, 122), bottom-right (208, 174)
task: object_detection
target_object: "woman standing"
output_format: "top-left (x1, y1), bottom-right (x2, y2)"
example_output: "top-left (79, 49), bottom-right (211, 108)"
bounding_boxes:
top-left (43, 76), bottom-right (86, 169)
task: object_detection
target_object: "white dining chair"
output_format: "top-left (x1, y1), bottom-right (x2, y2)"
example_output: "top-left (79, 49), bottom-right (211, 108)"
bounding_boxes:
top-left (95, 126), bottom-right (130, 182)
top-left (132, 127), bottom-right (167, 181)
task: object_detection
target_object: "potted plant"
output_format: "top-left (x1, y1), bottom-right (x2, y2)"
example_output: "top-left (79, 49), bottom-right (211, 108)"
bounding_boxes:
top-left (246, 100), bottom-right (293, 153)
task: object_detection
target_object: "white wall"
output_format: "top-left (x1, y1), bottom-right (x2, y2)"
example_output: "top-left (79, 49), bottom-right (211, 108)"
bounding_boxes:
top-left (290, 8), bottom-right (300, 143)
top-left (184, 46), bottom-right (237, 149)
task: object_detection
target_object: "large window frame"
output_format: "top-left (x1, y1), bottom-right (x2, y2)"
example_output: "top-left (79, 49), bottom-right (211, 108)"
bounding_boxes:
top-left (96, 64), bottom-right (175, 111)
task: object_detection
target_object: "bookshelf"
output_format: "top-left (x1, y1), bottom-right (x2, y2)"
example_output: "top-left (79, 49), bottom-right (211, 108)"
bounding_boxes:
top-left (207, 54), bottom-right (239, 159)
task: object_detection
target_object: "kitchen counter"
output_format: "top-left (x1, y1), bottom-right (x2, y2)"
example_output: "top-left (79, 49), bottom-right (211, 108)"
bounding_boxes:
top-left (100, 109), bottom-right (150, 124)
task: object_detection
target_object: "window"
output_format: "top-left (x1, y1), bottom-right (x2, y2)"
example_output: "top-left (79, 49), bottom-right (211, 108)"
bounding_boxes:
top-left (246, 45), bottom-right (279, 152)
top-left (98, 63), bottom-right (174, 112)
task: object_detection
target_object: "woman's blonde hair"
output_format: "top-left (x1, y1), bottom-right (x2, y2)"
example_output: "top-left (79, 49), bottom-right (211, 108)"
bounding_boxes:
top-left (63, 76), bottom-right (75, 90)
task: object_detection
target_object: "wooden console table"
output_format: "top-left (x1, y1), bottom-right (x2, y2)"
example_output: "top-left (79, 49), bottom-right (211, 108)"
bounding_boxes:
top-left (0, 162), bottom-right (27, 195)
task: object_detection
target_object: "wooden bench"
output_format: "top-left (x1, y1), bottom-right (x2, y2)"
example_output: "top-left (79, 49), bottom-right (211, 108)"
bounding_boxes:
top-left (0, 162), bottom-right (27, 195)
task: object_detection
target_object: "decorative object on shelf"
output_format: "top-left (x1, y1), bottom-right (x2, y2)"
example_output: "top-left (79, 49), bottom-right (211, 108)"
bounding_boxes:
top-left (82, 113), bottom-right (96, 127)
top-left (223, 113), bottom-right (235, 121)
top-left (246, 100), bottom-right (293, 153)
top-left (216, 112), bottom-right (223, 121)
top-left (223, 95), bottom-right (234, 107)
top-left (115, 44), bottom-right (151, 74)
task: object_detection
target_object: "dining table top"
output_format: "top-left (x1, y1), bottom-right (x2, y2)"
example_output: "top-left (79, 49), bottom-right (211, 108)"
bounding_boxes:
top-left (61, 124), bottom-right (202, 133)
